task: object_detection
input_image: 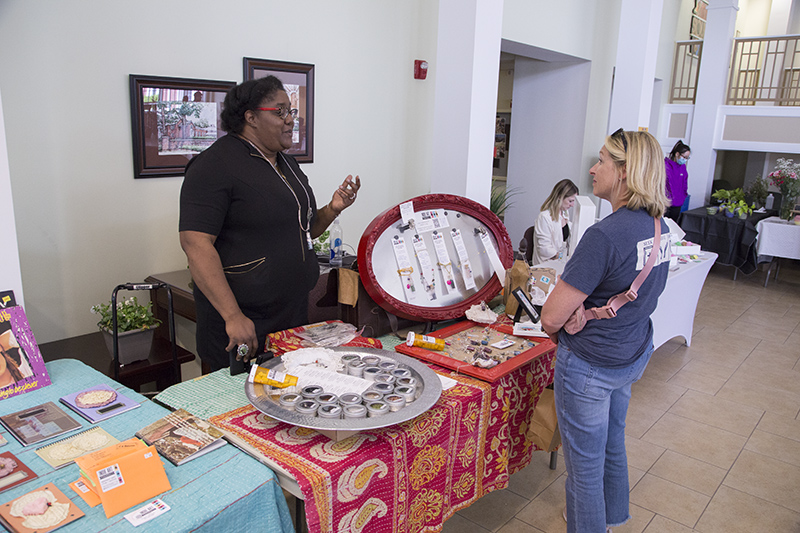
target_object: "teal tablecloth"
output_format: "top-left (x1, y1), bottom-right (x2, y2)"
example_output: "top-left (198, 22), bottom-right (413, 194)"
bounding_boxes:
top-left (0, 359), bottom-right (294, 533)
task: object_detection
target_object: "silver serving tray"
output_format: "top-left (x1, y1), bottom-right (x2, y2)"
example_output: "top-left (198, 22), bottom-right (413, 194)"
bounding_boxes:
top-left (245, 347), bottom-right (442, 433)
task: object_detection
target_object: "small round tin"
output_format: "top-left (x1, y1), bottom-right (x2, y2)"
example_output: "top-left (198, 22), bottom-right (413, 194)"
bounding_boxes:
top-left (365, 400), bottom-right (390, 417)
top-left (317, 404), bottom-right (342, 419)
top-left (278, 392), bottom-right (302, 411)
top-left (317, 393), bottom-right (338, 406)
top-left (361, 390), bottom-right (384, 402)
top-left (338, 393), bottom-right (362, 406)
top-left (374, 373), bottom-right (396, 386)
top-left (391, 368), bottom-right (412, 380)
top-left (395, 385), bottom-right (416, 403)
top-left (361, 355), bottom-right (381, 366)
top-left (340, 354), bottom-right (361, 365)
top-left (363, 366), bottom-right (381, 381)
top-left (347, 360), bottom-right (366, 377)
top-left (371, 382), bottom-right (394, 395)
top-left (343, 404), bottom-right (367, 419)
top-left (301, 385), bottom-right (324, 400)
top-left (378, 360), bottom-right (398, 372)
top-left (295, 399), bottom-right (319, 416)
top-left (396, 376), bottom-right (418, 389)
top-left (384, 393), bottom-right (406, 412)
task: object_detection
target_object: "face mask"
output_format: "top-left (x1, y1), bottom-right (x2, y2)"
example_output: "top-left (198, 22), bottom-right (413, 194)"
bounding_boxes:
top-left (677, 157), bottom-right (688, 165)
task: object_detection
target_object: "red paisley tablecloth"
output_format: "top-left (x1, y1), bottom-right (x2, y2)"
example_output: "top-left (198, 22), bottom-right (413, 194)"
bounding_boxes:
top-left (209, 350), bottom-right (555, 533)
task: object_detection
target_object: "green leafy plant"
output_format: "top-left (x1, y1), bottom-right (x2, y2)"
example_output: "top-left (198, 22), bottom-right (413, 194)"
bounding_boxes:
top-left (490, 185), bottom-right (523, 218)
top-left (732, 199), bottom-right (753, 217)
top-left (91, 296), bottom-right (161, 333)
top-left (745, 174), bottom-right (768, 208)
top-left (711, 188), bottom-right (746, 213)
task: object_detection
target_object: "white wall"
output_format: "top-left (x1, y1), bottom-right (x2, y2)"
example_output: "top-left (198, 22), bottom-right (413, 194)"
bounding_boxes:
top-left (0, 90), bottom-right (24, 308)
top-left (0, 0), bottom-right (438, 342)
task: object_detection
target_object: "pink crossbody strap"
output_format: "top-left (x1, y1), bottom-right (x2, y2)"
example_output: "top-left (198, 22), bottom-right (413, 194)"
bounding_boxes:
top-left (583, 217), bottom-right (662, 321)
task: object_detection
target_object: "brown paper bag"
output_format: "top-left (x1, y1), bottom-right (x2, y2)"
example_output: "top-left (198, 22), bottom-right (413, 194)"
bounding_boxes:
top-left (337, 268), bottom-right (360, 307)
top-left (529, 267), bottom-right (557, 296)
top-left (527, 388), bottom-right (561, 452)
top-left (503, 260), bottom-right (531, 317)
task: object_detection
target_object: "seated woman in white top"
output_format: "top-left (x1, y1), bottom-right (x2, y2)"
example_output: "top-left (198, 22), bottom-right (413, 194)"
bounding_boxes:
top-left (532, 179), bottom-right (579, 265)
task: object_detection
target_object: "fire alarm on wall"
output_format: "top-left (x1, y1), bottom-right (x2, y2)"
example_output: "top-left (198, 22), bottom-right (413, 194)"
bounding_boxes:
top-left (414, 60), bottom-right (428, 80)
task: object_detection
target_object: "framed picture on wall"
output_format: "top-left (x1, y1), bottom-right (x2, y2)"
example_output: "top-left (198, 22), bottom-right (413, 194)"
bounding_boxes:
top-left (243, 58), bottom-right (315, 163)
top-left (129, 75), bottom-right (236, 179)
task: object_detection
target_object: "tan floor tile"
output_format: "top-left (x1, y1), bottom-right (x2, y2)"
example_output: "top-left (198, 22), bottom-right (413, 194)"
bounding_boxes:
top-left (745, 428), bottom-right (800, 468)
top-left (730, 363), bottom-right (800, 395)
top-left (631, 378), bottom-right (686, 412)
top-left (506, 450), bottom-right (565, 500)
top-left (691, 311), bottom-right (736, 333)
top-left (629, 466), bottom-right (646, 489)
top-left (667, 390), bottom-right (762, 437)
top-left (724, 449), bottom-right (800, 512)
top-left (496, 518), bottom-right (546, 533)
top-left (742, 339), bottom-right (800, 371)
top-left (725, 317), bottom-right (794, 343)
top-left (695, 485), bottom-right (800, 533)
top-left (626, 400), bottom-right (666, 439)
top-left (641, 413), bottom-right (746, 469)
top-left (665, 369), bottom-right (724, 395)
top-left (678, 359), bottom-right (735, 381)
top-left (625, 436), bottom-right (666, 472)
top-left (736, 305), bottom-right (800, 330)
top-left (612, 504), bottom-right (654, 533)
top-left (715, 374), bottom-right (800, 418)
top-left (457, 487), bottom-right (531, 531)
top-left (629, 474), bottom-right (709, 528)
top-left (443, 513), bottom-right (491, 532)
top-left (757, 411), bottom-right (800, 441)
top-left (642, 515), bottom-right (696, 532)
top-left (678, 328), bottom-right (759, 363)
top-left (515, 476), bottom-right (566, 533)
top-left (642, 350), bottom-right (691, 383)
top-left (647, 450), bottom-right (726, 496)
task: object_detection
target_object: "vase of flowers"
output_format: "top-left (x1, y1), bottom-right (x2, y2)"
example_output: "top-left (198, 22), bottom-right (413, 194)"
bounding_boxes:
top-left (91, 296), bottom-right (161, 365)
top-left (769, 158), bottom-right (800, 220)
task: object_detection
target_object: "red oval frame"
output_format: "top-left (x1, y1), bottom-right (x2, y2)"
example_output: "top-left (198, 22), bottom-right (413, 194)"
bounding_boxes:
top-left (357, 194), bottom-right (513, 322)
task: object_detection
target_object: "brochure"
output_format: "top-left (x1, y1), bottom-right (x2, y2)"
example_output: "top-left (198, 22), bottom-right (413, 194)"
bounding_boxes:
top-left (0, 306), bottom-right (51, 401)
top-left (59, 384), bottom-right (140, 424)
top-left (0, 402), bottom-right (81, 447)
top-left (135, 408), bottom-right (226, 466)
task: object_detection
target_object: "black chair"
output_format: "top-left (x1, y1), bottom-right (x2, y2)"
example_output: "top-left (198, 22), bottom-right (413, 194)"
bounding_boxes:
top-left (519, 225), bottom-right (535, 265)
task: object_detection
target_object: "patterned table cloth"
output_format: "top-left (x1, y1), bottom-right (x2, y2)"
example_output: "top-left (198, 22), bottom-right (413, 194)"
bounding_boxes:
top-left (158, 350), bottom-right (554, 533)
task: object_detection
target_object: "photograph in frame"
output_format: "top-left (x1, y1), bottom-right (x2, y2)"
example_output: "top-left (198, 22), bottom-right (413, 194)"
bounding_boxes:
top-left (243, 58), bottom-right (314, 163)
top-left (129, 75), bottom-right (236, 178)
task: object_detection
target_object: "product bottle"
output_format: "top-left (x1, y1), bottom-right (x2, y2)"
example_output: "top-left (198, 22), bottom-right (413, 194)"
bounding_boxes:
top-left (249, 365), bottom-right (298, 388)
top-left (766, 193), bottom-right (774, 210)
top-left (406, 331), bottom-right (446, 351)
top-left (329, 218), bottom-right (343, 267)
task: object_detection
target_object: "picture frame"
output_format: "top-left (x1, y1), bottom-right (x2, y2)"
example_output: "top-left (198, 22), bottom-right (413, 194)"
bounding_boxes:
top-left (129, 75), bottom-right (236, 179)
top-left (243, 58), bottom-right (315, 163)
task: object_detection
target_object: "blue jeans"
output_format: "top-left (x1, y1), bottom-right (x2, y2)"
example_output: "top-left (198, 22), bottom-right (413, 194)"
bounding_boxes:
top-left (554, 342), bottom-right (654, 533)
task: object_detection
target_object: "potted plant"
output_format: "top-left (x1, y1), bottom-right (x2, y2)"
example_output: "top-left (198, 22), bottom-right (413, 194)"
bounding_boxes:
top-left (91, 296), bottom-right (161, 365)
top-left (733, 200), bottom-right (753, 219)
top-left (745, 174), bottom-right (769, 208)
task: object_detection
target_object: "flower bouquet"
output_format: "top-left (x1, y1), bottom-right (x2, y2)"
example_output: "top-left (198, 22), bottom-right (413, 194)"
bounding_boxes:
top-left (769, 158), bottom-right (800, 220)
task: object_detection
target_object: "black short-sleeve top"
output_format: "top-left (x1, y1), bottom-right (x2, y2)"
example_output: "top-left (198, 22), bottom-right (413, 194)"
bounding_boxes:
top-left (179, 134), bottom-right (320, 313)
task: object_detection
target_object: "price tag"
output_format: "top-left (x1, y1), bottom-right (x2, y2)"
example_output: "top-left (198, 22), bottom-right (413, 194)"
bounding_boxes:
top-left (431, 231), bottom-right (456, 293)
top-left (450, 228), bottom-right (476, 290)
top-left (411, 234), bottom-right (437, 300)
top-left (391, 235), bottom-right (417, 302)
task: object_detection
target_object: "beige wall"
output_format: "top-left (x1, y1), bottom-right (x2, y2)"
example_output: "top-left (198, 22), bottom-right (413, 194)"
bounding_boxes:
top-left (0, 0), bottom-right (438, 342)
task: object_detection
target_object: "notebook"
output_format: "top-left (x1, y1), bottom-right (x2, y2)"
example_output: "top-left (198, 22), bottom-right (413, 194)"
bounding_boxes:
top-left (35, 426), bottom-right (119, 469)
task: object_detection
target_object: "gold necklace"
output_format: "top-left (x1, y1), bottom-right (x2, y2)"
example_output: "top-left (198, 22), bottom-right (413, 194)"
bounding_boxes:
top-left (240, 136), bottom-right (313, 236)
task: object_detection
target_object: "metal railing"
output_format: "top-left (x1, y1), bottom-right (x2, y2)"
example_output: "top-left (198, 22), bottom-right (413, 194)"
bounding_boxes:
top-left (727, 35), bottom-right (800, 106)
top-left (670, 40), bottom-right (703, 103)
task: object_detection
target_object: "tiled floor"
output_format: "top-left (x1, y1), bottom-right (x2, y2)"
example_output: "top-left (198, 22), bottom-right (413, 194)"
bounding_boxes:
top-left (442, 259), bottom-right (800, 533)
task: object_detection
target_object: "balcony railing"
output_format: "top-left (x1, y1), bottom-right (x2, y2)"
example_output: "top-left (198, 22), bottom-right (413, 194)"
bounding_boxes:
top-left (727, 34), bottom-right (800, 106)
top-left (669, 40), bottom-right (703, 103)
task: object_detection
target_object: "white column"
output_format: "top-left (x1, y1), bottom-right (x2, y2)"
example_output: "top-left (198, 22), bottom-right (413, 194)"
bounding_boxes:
top-left (687, 0), bottom-right (739, 209)
top-left (607, 0), bottom-right (664, 132)
top-left (0, 89), bottom-right (24, 307)
top-left (430, 0), bottom-right (503, 206)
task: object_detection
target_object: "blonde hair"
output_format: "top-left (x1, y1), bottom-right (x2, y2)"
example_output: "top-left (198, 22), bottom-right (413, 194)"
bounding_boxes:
top-left (540, 179), bottom-right (579, 221)
top-left (605, 130), bottom-right (669, 217)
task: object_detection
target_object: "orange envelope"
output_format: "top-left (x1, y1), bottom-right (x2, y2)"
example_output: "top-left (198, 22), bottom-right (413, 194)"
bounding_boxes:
top-left (74, 437), bottom-right (171, 518)
top-left (69, 479), bottom-right (101, 507)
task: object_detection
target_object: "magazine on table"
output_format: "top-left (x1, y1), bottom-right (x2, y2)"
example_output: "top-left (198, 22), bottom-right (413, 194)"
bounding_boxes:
top-left (0, 482), bottom-right (84, 532)
top-left (0, 402), bottom-right (82, 447)
top-left (35, 426), bottom-right (119, 469)
top-left (0, 452), bottom-right (37, 494)
top-left (135, 408), bottom-right (226, 466)
top-left (59, 384), bottom-right (140, 424)
top-left (0, 305), bottom-right (51, 401)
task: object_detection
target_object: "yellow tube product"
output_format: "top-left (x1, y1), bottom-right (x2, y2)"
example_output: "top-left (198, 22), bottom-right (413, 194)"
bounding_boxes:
top-left (406, 332), bottom-right (446, 351)
top-left (249, 365), bottom-right (298, 388)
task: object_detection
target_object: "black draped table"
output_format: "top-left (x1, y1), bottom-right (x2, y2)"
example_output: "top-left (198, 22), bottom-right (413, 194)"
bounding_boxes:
top-left (678, 207), bottom-right (773, 275)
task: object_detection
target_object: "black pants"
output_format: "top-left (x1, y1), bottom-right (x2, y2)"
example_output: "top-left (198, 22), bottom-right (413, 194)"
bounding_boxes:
top-left (665, 206), bottom-right (682, 223)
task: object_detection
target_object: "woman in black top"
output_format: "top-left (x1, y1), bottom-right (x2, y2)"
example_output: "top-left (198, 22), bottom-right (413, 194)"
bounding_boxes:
top-left (179, 76), bottom-right (360, 371)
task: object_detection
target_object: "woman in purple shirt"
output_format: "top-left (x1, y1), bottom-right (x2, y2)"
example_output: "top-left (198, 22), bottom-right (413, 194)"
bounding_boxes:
top-left (664, 140), bottom-right (691, 221)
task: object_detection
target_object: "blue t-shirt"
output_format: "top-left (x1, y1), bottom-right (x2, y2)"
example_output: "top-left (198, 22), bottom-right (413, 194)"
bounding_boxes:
top-left (559, 208), bottom-right (670, 367)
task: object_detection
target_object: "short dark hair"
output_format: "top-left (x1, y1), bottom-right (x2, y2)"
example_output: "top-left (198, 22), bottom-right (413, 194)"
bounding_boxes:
top-left (220, 76), bottom-right (285, 134)
top-left (669, 140), bottom-right (691, 161)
